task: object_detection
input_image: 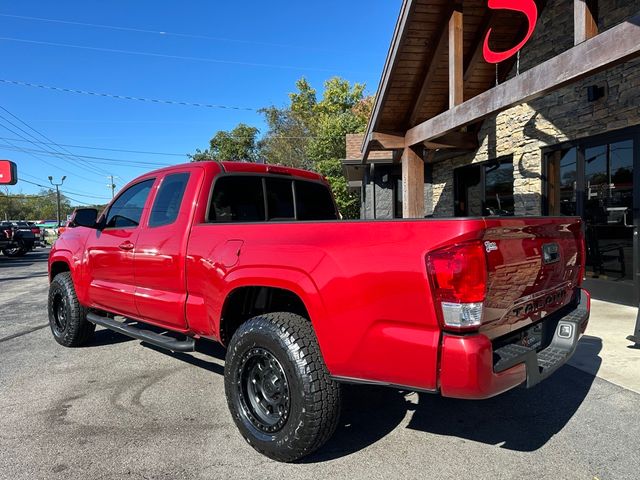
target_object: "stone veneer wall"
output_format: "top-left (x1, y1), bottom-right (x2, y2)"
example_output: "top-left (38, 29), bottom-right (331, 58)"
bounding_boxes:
top-left (432, 0), bottom-right (640, 217)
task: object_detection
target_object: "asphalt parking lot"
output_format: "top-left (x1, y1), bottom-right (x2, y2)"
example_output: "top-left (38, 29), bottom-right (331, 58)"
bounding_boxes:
top-left (1, 248), bottom-right (639, 480)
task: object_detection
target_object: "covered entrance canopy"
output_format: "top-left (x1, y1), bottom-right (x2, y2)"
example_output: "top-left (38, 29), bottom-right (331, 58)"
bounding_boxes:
top-left (362, 0), bottom-right (640, 218)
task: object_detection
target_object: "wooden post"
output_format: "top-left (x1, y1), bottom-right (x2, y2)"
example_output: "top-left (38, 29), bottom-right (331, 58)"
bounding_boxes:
top-left (402, 146), bottom-right (425, 219)
top-left (575, 0), bottom-right (598, 45)
top-left (449, 5), bottom-right (463, 109)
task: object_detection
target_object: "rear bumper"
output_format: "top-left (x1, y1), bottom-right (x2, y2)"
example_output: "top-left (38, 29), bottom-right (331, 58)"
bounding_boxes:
top-left (439, 289), bottom-right (590, 400)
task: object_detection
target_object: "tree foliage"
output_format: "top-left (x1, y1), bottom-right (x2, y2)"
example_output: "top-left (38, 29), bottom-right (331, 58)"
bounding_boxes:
top-left (191, 123), bottom-right (260, 162)
top-left (191, 77), bottom-right (373, 219)
top-left (0, 188), bottom-right (73, 221)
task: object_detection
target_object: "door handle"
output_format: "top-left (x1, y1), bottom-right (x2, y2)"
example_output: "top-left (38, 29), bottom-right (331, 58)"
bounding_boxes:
top-left (119, 241), bottom-right (135, 251)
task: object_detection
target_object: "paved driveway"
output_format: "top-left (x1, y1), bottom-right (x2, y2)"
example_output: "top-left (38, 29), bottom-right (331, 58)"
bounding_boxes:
top-left (1, 249), bottom-right (639, 479)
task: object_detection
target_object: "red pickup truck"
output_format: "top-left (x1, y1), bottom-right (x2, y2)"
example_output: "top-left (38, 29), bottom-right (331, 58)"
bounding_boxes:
top-left (48, 161), bottom-right (589, 461)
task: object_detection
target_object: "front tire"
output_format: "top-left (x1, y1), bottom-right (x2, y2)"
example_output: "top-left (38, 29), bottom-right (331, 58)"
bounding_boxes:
top-left (48, 272), bottom-right (95, 347)
top-left (224, 312), bottom-right (341, 462)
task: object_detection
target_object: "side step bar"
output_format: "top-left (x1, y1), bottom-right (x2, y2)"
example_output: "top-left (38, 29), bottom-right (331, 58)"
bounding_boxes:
top-left (87, 312), bottom-right (195, 352)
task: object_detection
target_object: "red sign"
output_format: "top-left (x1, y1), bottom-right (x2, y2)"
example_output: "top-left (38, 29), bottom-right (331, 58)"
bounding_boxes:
top-left (0, 160), bottom-right (17, 185)
top-left (483, 0), bottom-right (538, 64)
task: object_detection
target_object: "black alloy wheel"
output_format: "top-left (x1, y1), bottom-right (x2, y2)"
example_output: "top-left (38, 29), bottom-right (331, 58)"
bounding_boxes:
top-left (237, 347), bottom-right (291, 434)
top-left (51, 293), bottom-right (68, 336)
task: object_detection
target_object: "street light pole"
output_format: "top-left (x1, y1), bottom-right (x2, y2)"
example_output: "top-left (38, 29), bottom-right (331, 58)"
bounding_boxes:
top-left (48, 175), bottom-right (66, 227)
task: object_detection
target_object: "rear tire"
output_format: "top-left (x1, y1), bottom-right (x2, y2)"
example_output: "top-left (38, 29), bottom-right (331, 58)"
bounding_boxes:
top-left (48, 272), bottom-right (95, 347)
top-left (2, 247), bottom-right (27, 257)
top-left (224, 312), bottom-right (341, 462)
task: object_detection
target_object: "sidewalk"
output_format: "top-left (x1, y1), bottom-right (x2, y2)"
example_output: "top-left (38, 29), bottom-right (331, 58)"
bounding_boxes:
top-left (568, 299), bottom-right (640, 394)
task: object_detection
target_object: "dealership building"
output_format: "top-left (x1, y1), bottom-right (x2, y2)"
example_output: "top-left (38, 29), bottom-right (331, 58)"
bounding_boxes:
top-left (343, 0), bottom-right (640, 306)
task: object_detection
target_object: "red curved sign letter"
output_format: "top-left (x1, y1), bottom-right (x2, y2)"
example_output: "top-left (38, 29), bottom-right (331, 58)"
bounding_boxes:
top-left (483, 0), bottom-right (538, 64)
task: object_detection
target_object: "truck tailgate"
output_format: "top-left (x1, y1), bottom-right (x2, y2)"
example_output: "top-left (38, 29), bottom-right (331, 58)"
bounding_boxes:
top-left (479, 217), bottom-right (584, 340)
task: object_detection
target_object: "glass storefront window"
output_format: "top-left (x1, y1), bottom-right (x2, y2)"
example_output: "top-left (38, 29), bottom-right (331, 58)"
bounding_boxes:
top-left (485, 162), bottom-right (515, 216)
top-left (546, 137), bottom-right (635, 285)
top-left (454, 158), bottom-right (514, 217)
top-left (546, 147), bottom-right (577, 216)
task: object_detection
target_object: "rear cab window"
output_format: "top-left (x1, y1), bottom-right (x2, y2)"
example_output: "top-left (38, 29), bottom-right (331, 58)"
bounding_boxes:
top-left (208, 174), bottom-right (337, 223)
top-left (265, 178), bottom-right (295, 220)
top-left (149, 173), bottom-right (190, 227)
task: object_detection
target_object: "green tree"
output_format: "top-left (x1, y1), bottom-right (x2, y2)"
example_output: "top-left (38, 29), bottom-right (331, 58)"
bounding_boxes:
top-left (0, 188), bottom-right (72, 221)
top-left (260, 77), bottom-right (373, 218)
top-left (190, 77), bottom-right (374, 219)
top-left (192, 123), bottom-right (260, 162)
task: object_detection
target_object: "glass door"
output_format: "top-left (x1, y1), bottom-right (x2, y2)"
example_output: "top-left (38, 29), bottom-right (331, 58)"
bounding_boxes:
top-left (545, 128), bottom-right (639, 305)
top-left (584, 140), bottom-right (634, 283)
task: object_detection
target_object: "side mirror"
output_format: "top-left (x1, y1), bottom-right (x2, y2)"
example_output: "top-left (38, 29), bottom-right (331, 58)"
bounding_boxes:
top-left (70, 208), bottom-right (99, 229)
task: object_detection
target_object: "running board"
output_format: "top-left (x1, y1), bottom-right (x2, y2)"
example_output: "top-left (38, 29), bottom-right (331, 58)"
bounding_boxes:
top-left (87, 312), bottom-right (195, 352)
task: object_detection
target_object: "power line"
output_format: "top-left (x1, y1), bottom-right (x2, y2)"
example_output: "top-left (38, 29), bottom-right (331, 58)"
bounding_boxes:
top-left (0, 37), bottom-right (343, 73)
top-left (0, 13), bottom-right (333, 53)
top-left (63, 194), bottom-right (93, 206)
top-left (0, 79), bottom-right (257, 111)
top-left (0, 136), bottom-right (187, 157)
top-left (19, 176), bottom-right (111, 201)
top-left (0, 105), bottom-right (111, 176)
top-left (0, 111), bottom-right (110, 177)
top-left (18, 178), bottom-right (48, 189)
top-left (0, 119), bottom-right (107, 185)
top-left (0, 144), bottom-right (174, 168)
top-left (62, 190), bottom-right (111, 200)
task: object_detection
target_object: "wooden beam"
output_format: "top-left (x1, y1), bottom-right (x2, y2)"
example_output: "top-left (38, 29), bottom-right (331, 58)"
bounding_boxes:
top-left (407, 7), bottom-right (454, 127)
top-left (424, 131), bottom-right (478, 150)
top-left (405, 11), bottom-right (640, 147)
top-left (370, 132), bottom-right (405, 150)
top-left (575, 0), bottom-right (598, 45)
top-left (402, 147), bottom-right (425, 218)
top-left (449, 5), bottom-right (463, 108)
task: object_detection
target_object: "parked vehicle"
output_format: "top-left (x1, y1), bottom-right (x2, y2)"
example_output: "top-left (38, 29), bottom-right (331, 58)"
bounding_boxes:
top-left (26, 222), bottom-right (46, 247)
top-left (48, 161), bottom-right (590, 462)
top-left (56, 220), bottom-right (73, 237)
top-left (38, 220), bottom-right (61, 245)
top-left (0, 221), bottom-right (36, 256)
top-left (0, 223), bottom-right (12, 251)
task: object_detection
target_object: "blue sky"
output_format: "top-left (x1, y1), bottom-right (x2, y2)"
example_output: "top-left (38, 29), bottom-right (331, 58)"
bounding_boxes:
top-left (0, 0), bottom-right (398, 206)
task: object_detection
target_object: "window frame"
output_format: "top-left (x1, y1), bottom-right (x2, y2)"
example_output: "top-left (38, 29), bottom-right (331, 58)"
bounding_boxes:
top-left (542, 126), bottom-right (640, 216)
top-left (206, 172), bottom-right (338, 224)
top-left (102, 178), bottom-right (156, 230)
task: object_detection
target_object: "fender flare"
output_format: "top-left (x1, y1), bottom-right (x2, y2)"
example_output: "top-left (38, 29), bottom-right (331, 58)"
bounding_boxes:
top-left (221, 266), bottom-right (330, 350)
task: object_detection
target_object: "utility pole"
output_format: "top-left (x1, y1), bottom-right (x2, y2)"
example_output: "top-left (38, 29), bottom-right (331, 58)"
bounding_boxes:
top-left (107, 175), bottom-right (117, 199)
top-left (48, 175), bottom-right (66, 227)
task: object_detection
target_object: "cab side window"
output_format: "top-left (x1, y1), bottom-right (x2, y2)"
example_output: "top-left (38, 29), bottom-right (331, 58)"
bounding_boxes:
top-left (210, 176), bottom-right (265, 223)
top-left (149, 173), bottom-right (190, 227)
top-left (104, 179), bottom-right (155, 228)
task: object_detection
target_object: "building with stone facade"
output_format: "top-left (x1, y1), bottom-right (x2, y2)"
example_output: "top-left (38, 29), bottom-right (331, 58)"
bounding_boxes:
top-left (345, 0), bottom-right (640, 305)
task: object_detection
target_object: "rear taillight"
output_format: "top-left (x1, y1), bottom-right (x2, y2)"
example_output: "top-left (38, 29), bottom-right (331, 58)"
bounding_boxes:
top-left (31, 227), bottom-right (40, 235)
top-left (426, 241), bottom-right (487, 331)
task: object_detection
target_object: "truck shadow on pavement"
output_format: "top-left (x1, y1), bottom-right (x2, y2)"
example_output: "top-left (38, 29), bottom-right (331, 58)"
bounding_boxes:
top-left (141, 340), bottom-right (226, 376)
top-left (88, 329), bottom-right (227, 377)
top-left (86, 326), bottom-right (603, 462)
top-left (303, 337), bottom-right (603, 463)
